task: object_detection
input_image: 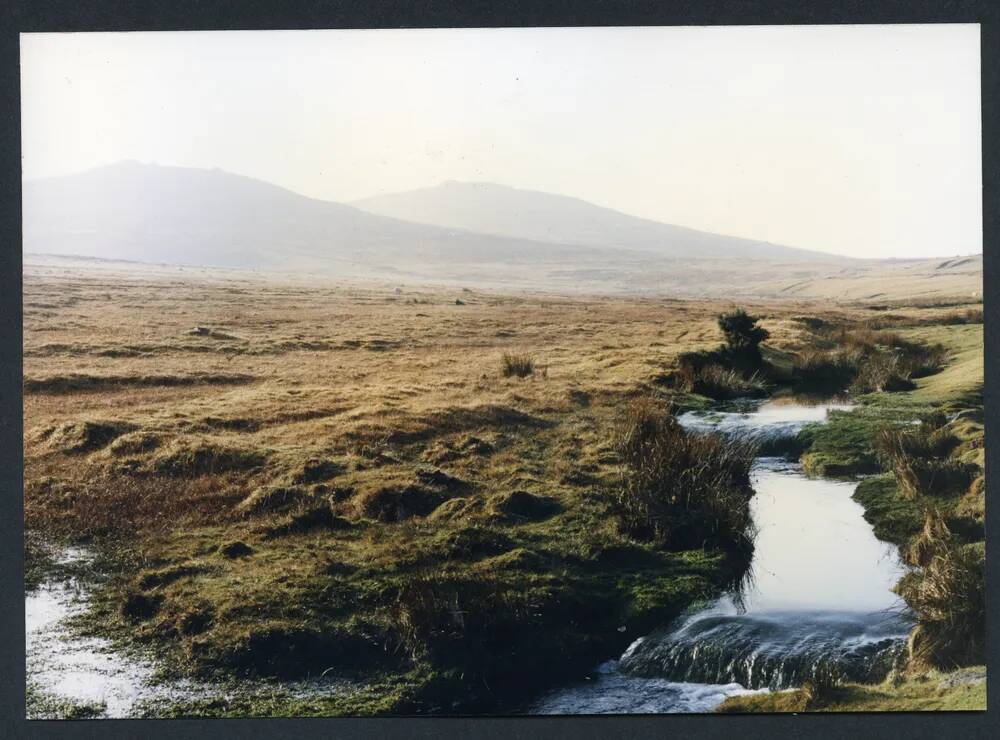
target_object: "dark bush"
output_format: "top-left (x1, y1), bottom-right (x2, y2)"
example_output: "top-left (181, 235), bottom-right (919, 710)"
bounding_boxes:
top-left (718, 309), bottom-right (770, 354)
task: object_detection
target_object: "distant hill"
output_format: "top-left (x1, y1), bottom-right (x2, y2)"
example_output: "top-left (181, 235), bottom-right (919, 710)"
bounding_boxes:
top-left (351, 180), bottom-right (837, 262)
top-left (22, 163), bottom-right (981, 300)
top-left (21, 162), bottom-right (614, 271)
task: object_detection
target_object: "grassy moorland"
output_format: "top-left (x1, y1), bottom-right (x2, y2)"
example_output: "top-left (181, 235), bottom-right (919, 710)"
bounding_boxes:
top-left (23, 259), bottom-right (985, 715)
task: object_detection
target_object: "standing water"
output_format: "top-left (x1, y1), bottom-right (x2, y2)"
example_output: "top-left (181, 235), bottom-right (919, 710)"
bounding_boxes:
top-left (26, 548), bottom-right (355, 717)
top-left (532, 399), bottom-right (913, 714)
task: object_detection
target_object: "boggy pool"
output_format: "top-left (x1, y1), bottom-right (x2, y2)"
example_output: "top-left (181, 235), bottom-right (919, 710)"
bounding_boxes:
top-left (531, 399), bottom-right (913, 714)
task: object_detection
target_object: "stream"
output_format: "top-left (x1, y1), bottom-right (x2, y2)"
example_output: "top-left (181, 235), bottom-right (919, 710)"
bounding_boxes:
top-left (26, 398), bottom-right (913, 716)
top-left (531, 398), bottom-right (914, 714)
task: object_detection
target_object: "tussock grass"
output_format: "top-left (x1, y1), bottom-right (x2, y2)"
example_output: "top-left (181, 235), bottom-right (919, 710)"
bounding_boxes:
top-left (500, 353), bottom-right (535, 378)
top-left (905, 512), bottom-right (953, 568)
top-left (37, 420), bottom-right (138, 454)
top-left (108, 431), bottom-right (163, 456)
top-left (488, 490), bottom-right (561, 521)
top-left (25, 474), bottom-right (244, 539)
top-left (613, 397), bottom-right (757, 553)
top-left (875, 425), bottom-right (976, 499)
top-left (150, 439), bottom-right (268, 477)
top-left (354, 484), bottom-right (448, 522)
top-left (895, 542), bottom-right (985, 669)
top-left (236, 485), bottom-right (312, 516)
top-left (717, 667), bottom-right (986, 712)
top-left (676, 361), bottom-right (769, 400)
top-left (791, 325), bottom-right (947, 395)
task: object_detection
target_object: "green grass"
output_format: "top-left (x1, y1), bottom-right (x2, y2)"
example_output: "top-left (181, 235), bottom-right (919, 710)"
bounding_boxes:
top-left (901, 324), bottom-right (983, 409)
top-left (852, 475), bottom-right (925, 546)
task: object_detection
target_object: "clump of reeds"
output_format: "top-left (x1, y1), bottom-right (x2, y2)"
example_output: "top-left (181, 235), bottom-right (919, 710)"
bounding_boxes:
top-left (791, 325), bottom-right (948, 395)
top-left (904, 510), bottom-right (954, 567)
top-left (875, 424), bottom-right (975, 499)
top-left (501, 353), bottom-right (535, 378)
top-left (613, 397), bottom-right (757, 554)
top-left (895, 541), bottom-right (985, 669)
top-left (676, 363), bottom-right (769, 400)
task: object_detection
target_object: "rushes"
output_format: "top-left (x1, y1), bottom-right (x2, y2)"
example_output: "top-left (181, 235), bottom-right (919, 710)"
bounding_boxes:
top-left (895, 542), bottom-right (985, 669)
top-left (676, 363), bottom-right (769, 400)
top-left (874, 413), bottom-right (986, 671)
top-left (613, 397), bottom-right (757, 554)
top-left (792, 326), bottom-right (947, 395)
top-left (874, 423), bottom-right (974, 499)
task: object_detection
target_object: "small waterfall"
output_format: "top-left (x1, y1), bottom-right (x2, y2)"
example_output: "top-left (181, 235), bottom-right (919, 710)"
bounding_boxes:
top-left (619, 603), bottom-right (913, 690)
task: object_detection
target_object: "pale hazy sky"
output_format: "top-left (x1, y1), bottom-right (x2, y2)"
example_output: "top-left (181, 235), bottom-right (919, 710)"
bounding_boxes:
top-left (21, 25), bottom-right (981, 258)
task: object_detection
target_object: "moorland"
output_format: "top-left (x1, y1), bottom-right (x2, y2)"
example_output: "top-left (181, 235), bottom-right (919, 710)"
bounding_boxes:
top-left (23, 255), bottom-right (985, 716)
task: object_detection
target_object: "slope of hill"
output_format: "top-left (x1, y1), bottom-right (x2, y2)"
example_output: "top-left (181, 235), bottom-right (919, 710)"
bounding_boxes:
top-left (351, 180), bottom-right (838, 262)
top-left (21, 162), bottom-right (614, 271)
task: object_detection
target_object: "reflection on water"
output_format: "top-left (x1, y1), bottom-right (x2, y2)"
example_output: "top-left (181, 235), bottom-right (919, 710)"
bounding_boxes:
top-left (532, 399), bottom-right (912, 714)
top-left (742, 459), bottom-right (905, 613)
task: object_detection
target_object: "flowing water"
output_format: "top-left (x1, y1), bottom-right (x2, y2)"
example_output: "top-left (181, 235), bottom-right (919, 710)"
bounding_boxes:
top-left (532, 399), bottom-right (913, 714)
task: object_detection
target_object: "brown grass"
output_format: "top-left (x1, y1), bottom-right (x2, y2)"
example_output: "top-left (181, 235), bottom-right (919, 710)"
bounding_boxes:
top-left (500, 353), bottom-right (535, 378)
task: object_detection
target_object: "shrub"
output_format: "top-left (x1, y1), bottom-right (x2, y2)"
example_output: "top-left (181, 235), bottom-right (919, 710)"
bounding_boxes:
top-left (718, 309), bottom-right (769, 353)
top-left (613, 398), bottom-right (757, 554)
top-left (501, 353), bottom-right (534, 378)
top-left (895, 542), bottom-right (985, 669)
top-left (673, 309), bottom-right (771, 397)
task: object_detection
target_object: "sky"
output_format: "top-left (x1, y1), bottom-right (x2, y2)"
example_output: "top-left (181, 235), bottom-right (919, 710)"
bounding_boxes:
top-left (20, 25), bottom-right (981, 259)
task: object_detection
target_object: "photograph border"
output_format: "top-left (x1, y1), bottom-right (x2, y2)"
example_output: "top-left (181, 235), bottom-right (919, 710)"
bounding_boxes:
top-left (1, 2), bottom-right (998, 738)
